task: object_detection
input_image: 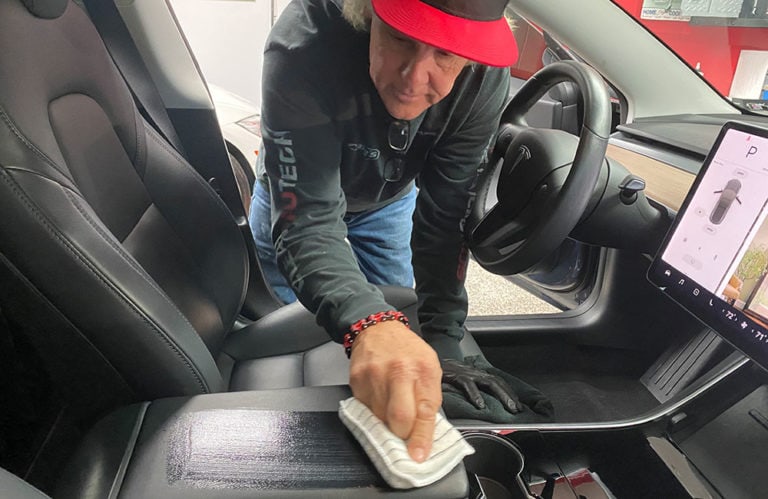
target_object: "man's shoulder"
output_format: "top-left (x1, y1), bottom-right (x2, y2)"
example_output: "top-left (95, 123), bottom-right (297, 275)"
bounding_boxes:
top-left (438, 65), bottom-right (509, 112)
top-left (267, 0), bottom-right (354, 53)
top-left (468, 65), bottom-right (510, 93)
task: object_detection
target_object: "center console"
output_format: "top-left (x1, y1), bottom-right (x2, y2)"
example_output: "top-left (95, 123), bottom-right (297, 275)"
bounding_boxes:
top-left (55, 356), bottom-right (767, 498)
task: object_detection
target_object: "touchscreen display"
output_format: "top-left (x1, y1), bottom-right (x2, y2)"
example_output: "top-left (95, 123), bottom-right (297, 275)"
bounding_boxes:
top-left (648, 122), bottom-right (768, 370)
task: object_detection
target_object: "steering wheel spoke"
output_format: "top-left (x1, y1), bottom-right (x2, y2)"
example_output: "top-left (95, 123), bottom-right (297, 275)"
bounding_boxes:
top-left (470, 203), bottom-right (528, 249)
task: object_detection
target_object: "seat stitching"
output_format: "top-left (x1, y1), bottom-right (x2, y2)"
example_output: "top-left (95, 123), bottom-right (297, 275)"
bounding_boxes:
top-left (64, 189), bottom-right (198, 335)
top-left (0, 105), bottom-right (70, 179)
top-left (144, 127), bottom-right (237, 217)
top-left (0, 169), bottom-right (209, 392)
top-left (0, 251), bottom-right (136, 397)
top-left (144, 126), bottom-right (250, 322)
top-left (130, 103), bottom-right (141, 167)
top-left (5, 165), bottom-right (77, 187)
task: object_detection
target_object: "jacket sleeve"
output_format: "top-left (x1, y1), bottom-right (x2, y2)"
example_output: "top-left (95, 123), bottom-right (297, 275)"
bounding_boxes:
top-left (413, 67), bottom-right (510, 360)
top-left (261, 48), bottom-right (392, 343)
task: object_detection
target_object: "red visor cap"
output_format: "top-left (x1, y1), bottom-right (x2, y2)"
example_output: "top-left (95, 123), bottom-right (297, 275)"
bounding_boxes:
top-left (371, 0), bottom-right (518, 67)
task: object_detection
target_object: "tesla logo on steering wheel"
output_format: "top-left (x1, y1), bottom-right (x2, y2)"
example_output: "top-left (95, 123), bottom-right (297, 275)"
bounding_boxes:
top-left (508, 145), bottom-right (531, 174)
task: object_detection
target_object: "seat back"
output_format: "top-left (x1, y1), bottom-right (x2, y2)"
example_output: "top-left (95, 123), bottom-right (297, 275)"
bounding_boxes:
top-left (0, 0), bottom-right (249, 411)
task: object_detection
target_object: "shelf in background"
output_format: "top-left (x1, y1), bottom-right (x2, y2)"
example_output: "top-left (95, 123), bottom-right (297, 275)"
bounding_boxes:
top-left (689, 16), bottom-right (768, 27)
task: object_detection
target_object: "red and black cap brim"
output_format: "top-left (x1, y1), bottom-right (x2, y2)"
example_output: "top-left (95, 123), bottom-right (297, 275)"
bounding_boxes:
top-left (371, 0), bottom-right (518, 67)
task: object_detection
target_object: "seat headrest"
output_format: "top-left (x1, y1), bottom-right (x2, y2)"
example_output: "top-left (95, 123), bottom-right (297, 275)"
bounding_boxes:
top-left (21, 0), bottom-right (68, 19)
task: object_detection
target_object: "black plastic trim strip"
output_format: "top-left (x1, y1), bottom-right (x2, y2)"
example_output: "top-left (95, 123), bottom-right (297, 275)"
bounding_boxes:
top-left (108, 401), bottom-right (150, 499)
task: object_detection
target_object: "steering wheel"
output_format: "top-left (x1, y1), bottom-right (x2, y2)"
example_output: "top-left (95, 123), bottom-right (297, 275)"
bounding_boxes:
top-left (466, 60), bottom-right (612, 275)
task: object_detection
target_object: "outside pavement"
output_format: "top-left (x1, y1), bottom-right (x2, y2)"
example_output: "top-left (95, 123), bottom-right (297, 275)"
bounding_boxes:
top-left (465, 259), bottom-right (559, 316)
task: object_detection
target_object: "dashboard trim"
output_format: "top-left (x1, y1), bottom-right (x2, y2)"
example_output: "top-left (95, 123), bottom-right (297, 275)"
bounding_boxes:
top-left (606, 144), bottom-right (695, 212)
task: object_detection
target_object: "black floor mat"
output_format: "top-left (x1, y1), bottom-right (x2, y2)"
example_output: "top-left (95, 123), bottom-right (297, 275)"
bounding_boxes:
top-left (484, 344), bottom-right (661, 422)
top-left (520, 374), bottom-right (659, 422)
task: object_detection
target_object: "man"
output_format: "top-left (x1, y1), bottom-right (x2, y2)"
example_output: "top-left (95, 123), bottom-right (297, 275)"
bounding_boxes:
top-left (250, 0), bottom-right (521, 462)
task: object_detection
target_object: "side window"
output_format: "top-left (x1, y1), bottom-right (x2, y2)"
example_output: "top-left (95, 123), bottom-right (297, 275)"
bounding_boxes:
top-left (508, 17), bottom-right (546, 81)
top-left (505, 14), bottom-right (587, 135)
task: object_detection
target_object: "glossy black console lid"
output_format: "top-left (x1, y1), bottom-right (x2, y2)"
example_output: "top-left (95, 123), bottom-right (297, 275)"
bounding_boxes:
top-left (56, 386), bottom-right (468, 498)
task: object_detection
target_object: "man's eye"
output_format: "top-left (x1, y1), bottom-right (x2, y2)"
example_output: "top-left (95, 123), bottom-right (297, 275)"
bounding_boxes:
top-left (435, 53), bottom-right (464, 70)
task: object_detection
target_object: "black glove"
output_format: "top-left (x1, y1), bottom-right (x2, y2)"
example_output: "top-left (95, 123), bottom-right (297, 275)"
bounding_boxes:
top-left (441, 358), bottom-right (522, 414)
top-left (441, 355), bottom-right (554, 422)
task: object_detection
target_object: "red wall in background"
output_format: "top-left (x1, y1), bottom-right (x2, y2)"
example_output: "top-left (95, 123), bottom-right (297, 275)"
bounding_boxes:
top-left (615, 0), bottom-right (768, 96)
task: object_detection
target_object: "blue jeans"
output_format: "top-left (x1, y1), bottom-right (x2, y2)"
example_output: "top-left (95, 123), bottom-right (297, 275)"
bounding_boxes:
top-left (249, 182), bottom-right (416, 303)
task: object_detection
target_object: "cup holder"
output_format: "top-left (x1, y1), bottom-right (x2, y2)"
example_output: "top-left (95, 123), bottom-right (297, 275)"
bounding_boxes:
top-left (462, 432), bottom-right (534, 499)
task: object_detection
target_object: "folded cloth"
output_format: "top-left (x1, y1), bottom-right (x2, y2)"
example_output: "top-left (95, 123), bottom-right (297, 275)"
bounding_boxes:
top-left (338, 397), bottom-right (475, 489)
top-left (442, 355), bottom-right (555, 424)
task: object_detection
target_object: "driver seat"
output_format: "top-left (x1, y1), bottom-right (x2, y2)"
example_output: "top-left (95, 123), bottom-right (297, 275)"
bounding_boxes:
top-left (0, 0), bottom-right (480, 420)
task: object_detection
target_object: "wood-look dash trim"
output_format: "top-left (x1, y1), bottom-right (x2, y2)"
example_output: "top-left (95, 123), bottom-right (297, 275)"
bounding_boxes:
top-left (606, 144), bottom-right (695, 212)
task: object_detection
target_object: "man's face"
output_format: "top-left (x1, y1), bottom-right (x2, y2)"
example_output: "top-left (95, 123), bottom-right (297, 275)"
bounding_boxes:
top-left (369, 15), bottom-right (468, 121)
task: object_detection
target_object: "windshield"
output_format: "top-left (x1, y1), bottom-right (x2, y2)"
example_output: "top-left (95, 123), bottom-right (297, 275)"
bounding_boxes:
top-left (614, 0), bottom-right (768, 115)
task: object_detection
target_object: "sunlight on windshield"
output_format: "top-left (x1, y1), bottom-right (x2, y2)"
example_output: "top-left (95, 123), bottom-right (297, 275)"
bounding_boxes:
top-left (614, 0), bottom-right (768, 114)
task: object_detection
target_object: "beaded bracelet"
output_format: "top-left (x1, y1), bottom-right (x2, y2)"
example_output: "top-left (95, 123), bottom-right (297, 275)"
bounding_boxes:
top-left (343, 310), bottom-right (409, 358)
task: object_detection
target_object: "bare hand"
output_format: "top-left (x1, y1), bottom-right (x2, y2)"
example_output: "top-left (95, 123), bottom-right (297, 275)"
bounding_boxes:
top-left (348, 321), bottom-right (442, 463)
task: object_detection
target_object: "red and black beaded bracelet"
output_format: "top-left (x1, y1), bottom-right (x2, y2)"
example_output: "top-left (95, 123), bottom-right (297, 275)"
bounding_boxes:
top-left (343, 310), bottom-right (409, 358)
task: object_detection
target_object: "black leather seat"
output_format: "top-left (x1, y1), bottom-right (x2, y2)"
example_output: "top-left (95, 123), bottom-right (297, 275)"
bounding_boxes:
top-left (0, 0), bottom-right (480, 420)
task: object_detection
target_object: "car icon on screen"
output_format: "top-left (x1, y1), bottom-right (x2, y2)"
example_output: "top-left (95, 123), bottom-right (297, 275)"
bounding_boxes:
top-left (710, 179), bottom-right (742, 225)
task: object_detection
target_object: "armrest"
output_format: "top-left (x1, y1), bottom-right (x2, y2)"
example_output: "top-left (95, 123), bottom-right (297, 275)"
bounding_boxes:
top-left (223, 286), bottom-right (420, 360)
top-left (56, 386), bottom-right (469, 499)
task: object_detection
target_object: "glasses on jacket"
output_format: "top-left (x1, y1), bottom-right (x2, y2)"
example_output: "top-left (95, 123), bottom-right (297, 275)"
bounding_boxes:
top-left (384, 120), bottom-right (409, 182)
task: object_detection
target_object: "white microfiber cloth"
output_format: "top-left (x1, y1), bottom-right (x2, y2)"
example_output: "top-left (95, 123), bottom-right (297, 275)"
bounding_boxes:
top-left (338, 397), bottom-right (475, 489)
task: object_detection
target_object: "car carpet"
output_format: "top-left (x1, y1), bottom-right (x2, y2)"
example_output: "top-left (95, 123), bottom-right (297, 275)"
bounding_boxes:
top-left (483, 344), bottom-right (660, 422)
top-left (518, 374), bottom-right (659, 422)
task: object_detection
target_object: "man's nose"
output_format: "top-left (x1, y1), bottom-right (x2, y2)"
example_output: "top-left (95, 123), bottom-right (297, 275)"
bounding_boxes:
top-left (400, 47), bottom-right (434, 87)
